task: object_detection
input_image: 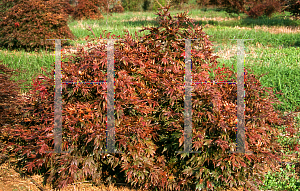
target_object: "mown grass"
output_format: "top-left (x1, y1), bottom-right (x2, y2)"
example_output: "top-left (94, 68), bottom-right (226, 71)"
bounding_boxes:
top-left (216, 45), bottom-right (300, 112)
top-left (0, 5), bottom-right (300, 190)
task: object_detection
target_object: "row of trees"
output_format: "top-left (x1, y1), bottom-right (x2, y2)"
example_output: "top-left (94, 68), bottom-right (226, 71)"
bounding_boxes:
top-left (116, 0), bottom-right (300, 19)
top-left (198, 0), bottom-right (300, 19)
top-left (120, 0), bottom-right (300, 19)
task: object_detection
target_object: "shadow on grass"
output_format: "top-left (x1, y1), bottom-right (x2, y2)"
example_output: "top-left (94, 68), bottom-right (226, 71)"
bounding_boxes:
top-left (119, 11), bottom-right (299, 31)
top-left (191, 15), bottom-right (300, 28)
top-left (240, 15), bottom-right (300, 27)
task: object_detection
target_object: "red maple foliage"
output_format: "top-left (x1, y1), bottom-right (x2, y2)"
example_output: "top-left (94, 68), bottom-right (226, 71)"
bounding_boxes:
top-left (1, 5), bottom-right (298, 191)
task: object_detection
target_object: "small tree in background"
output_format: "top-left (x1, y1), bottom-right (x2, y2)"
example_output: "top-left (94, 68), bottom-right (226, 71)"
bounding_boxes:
top-left (246, 0), bottom-right (283, 18)
top-left (0, 0), bottom-right (75, 52)
top-left (197, 0), bottom-right (288, 18)
top-left (60, 0), bottom-right (76, 16)
top-left (72, 0), bottom-right (105, 20)
top-left (121, 0), bottom-right (145, 11)
top-left (109, 4), bottom-right (125, 13)
top-left (284, 0), bottom-right (300, 19)
top-left (142, 0), bottom-right (152, 11)
top-left (203, 0), bottom-right (247, 14)
top-left (92, 0), bottom-right (120, 14)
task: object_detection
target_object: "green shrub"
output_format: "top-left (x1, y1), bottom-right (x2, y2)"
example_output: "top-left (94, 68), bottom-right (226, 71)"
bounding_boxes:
top-left (153, 0), bottom-right (167, 12)
top-left (121, 0), bottom-right (144, 11)
top-left (142, 0), bottom-right (152, 11)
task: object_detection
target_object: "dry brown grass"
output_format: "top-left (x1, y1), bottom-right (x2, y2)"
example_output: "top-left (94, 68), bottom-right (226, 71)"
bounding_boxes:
top-left (232, 25), bottom-right (300, 34)
top-left (0, 161), bottom-right (144, 191)
top-left (0, 160), bottom-right (248, 191)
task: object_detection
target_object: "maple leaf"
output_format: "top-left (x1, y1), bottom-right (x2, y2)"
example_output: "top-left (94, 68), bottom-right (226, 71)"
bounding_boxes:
top-left (180, 52), bottom-right (185, 58)
top-left (25, 162), bottom-right (35, 173)
top-left (195, 52), bottom-right (205, 59)
top-left (161, 57), bottom-right (168, 65)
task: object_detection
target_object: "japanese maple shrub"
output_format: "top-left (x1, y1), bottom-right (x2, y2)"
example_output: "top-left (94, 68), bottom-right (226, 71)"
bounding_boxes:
top-left (0, 62), bottom-right (30, 152)
top-left (72, 0), bottom-right (104, 20)
top-left (2, 5), bottom-right (299, 191)
top-left (0, 0), bottom-right (75, 52)
top-left (59, 0), bottom-right (76, 16)
top-left (246, 0), bottom-right (284, 18)
top-left (109, 4), bottom-right (125, 13)
top-left (197, 0), bottom-right (287, 18)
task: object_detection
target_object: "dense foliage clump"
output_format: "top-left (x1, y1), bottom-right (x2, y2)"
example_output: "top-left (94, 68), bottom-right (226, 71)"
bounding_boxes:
top-left (109, 4), bottom-right (125, 13)
top-left (197, 0), bottom-right (289, 18)
top-left (246, 0), bottom-right (284, 18)
top-left (285, 0), bottom-right (300, 19)
top-left (72, 0), bottom-right (104, 20)
top-left (0, 62), bottom-right (27, 130)
top-left (59, 0), bottom-right (76, 16)
top-left (1, 5), bottom-right (299, 191)
top-left (121, 0), bottom-right (145, 11)
top-left (0, 0), bottom-right (75, 52)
